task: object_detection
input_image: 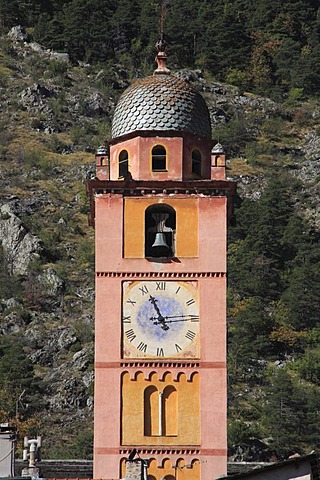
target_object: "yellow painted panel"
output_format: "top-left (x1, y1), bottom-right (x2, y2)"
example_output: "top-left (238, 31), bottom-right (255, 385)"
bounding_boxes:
top-left (121, 458), bottom-right (201, 480)
top-left (121, 372), bottom-right (200, 446)
top-left (147, 458), bottom-right (200, 480)
top-left (124, 198), bottom-right (198, 258)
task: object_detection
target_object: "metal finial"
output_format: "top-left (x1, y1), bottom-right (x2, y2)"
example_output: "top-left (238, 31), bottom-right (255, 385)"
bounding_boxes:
top-left (154, 1), bottom-right (171, 74)
top-left (155, 34), bottom-right (167, 54)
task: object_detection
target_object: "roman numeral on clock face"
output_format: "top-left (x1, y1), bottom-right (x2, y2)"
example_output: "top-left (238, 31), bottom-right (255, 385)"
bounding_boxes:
top-left (125, 329), bottom-right (136, 342)
top-left (156, 281), bottom-right (166, 290)
top-left (186, 298), bottom-right (195, 306)
top-left (185, 330), bottom-right (196, 341)
top-left (175, 344), bottom-right (182, 352)
top-left (139, 285), bottom-right (149, 295)
top-left (156, 347), bottom-right (164, 356)
top-left (122, 315), bottom-right (131, 323)
top-left (127, 298), bottom-right (136, 306)
top-left (137, 342), bottom-right (147, 353)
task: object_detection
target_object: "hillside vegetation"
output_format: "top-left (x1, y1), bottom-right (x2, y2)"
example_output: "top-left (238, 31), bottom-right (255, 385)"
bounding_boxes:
top-left (1, 0), bottom-right (320, 99)
top-left (0, 0), bottom-right (320, 461)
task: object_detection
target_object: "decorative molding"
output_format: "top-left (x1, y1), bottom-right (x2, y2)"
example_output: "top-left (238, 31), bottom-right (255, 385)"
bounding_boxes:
top-left (120, 448), bottom-right (200, 455)
top-left (96, 271), bottom-right (226, 278)
top-left (94, 188), bottom-right (230, 196)
top-left (95, 362), bottom-right (226, 369)
top-left (121, 362), bottom-right (200, 368)
top-left (96, 447), bottom-right (227, 456)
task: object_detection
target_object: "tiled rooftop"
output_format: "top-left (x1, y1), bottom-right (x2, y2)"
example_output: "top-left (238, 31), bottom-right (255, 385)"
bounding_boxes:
top-left (111, 74), bottom-right (211, 139)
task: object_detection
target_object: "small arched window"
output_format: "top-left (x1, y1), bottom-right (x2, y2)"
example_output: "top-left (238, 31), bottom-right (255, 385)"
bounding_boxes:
top-left (144, 385), bottom-right (178, 437)
top-left (119, 150), bottom-right (129, 178)
top-left (152, 145), bottom-right (167, 171)
top-left (163, 386), bottom-right (178, 436)
top-left (144, 386), bottom-right (159, 436)
top-left (145, 204), bottom-right (176, 258)
top-left (192, 149), bottom-right (202, 176)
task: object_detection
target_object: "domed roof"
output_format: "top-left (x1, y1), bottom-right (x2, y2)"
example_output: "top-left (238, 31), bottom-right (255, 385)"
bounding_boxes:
top-left (212, 142), bottom-right (225, 153)
top-left (111, 73), bottom-right (212, 139)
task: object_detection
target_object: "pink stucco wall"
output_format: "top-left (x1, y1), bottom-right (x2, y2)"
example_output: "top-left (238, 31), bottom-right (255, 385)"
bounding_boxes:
top-left (108, 133), bottom-right (213, 182)
top-left (94, 195), bottom-right (227, 273)
top-left (93, 189), bottom-right (228, 479)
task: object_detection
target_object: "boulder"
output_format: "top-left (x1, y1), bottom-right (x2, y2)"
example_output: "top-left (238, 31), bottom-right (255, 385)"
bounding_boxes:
top-left (84, 92), bottom-right (105, 117)
top-left (38, 267), bottom-right (65, 297)
top-left (0, 203), bottom-right (42, 275)
top-left (7, 25), bottom-right (28, 42)
top-left (19, 83), bottom-right (56, 108)
top-left (50, 52), bottom-right (69, 63)
top-left (303, 131), bottom-right (320, 161)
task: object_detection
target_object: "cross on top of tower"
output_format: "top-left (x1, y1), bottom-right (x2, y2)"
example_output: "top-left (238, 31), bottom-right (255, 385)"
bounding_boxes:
top-left (154, 0), bottom-right (171, 74)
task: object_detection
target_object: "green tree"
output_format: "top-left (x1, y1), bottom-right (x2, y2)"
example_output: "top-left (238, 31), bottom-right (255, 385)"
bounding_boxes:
top-left (281, 244), bottom-right (320, 330)
top-left (0, 0), bottom-right (32, 30)
top-left (297, 348), bottom-right (320, 385)
top-left (262, 369), bottom-right (320, 456)
top-left (228, 296), bottom-right (276, 363)
top-left (62, 0), bottom-right (115, 63)
top-left (229, 177), bottom-right (302, 300)
top-left (0, 337), bottom-right (43, 419)
top-left (34, 13), bottom-right (66, 51)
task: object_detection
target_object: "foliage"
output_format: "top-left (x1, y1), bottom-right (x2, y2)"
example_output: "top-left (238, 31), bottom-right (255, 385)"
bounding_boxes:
top-left (214, 116), bottom-right (256, 157)
top-left (0, 0), bottom-right (312, 98)
top-left (228, 418), bottom-right (258, 447)
top-left (47, 429), bottom-right (93, 459)
top-left (0, 336), bottom-right (43, 420)
top-left (262, 369), bottom-right (320, 456)
top-left (228, 172), bottom-right (320, 456)
top-left (72, 318), bottom-right (94, 345)
top-left (296, 349), bottom-right (320, 385)
top-left (0, 247), bottom-right (22, 299)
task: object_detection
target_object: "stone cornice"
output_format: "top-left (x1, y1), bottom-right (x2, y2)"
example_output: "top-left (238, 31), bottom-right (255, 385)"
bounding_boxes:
top-left (87, 178), bottom-right (236, 226)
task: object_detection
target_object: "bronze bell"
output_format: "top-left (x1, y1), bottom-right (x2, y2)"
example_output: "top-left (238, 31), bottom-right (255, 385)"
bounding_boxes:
top-left (152, 232), bottom-right (169, 250)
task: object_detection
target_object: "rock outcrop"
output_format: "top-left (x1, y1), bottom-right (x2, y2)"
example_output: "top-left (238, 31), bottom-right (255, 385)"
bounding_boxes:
top-left (0, 203), bottom-right (42, 275)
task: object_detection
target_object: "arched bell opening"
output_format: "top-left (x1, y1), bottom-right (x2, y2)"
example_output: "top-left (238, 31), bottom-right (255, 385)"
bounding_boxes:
top-left (145, 204), bottom-right (176, 258)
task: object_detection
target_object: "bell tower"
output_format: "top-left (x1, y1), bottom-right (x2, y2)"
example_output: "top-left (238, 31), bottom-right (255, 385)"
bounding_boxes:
top-left (88, 43), bottom-right (235, 480)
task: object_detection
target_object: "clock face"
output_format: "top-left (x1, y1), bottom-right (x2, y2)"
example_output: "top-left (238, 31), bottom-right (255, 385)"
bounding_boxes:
top-left (122, 280), bottom-right (199, 358)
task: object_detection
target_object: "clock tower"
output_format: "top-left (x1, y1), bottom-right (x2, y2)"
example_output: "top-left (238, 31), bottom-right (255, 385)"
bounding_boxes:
top-left (88, 44), bottom-right (235, 480)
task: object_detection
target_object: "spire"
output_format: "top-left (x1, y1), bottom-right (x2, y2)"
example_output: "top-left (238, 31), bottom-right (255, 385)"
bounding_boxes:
top-left (154, 0), bottom-right (170, 75)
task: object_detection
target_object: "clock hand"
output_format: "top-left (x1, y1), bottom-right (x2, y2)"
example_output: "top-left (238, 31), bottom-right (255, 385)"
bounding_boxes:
top-left (165, 318), bottom-right (198, 324)
top-left (163, 314), bottom-right (199, 320)
top-left (164, 316), bottom-right (199, 324)
top-left (148, 295), bottom-right (163, 317)
top-left (148, 295), bottom-right (169, 331)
